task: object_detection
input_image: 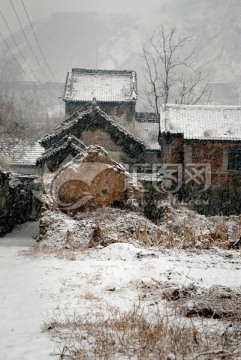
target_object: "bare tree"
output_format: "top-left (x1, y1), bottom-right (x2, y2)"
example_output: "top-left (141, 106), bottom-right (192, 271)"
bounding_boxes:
top-left (143, 25), bottom-right (210, 116)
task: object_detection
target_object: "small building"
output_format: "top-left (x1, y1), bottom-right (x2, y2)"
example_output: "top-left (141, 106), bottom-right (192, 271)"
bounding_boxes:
top-left (0, 139), bottom-right (44, 175)
top-left (63, 68), bottom-right (138, 124)
top-left (159, 104), bottom-right (241, 214)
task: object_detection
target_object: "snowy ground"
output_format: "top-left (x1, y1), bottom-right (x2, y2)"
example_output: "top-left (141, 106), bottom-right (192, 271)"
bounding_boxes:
top-left (0, 222), bottom-right (241, 359)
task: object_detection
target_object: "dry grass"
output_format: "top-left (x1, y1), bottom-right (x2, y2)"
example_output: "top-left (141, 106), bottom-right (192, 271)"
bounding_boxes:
top-left (28, 205), bottom-right (241, 257)
top-left (81, 292), bottom-right (100, 301)
top-left (162, 284), bottom-right (241, 321)
top-left (21, 245), bottom-right (77, 261)
top-left (42, 305), bottom-right (241, 359)
top-left (135, 207), bottom-right (241, 251)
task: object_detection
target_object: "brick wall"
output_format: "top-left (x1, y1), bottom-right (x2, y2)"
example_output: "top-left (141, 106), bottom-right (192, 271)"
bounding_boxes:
top-left (159, 135), bottom-right (241, 214)
top-left (186, 141), bottom-right (241, 186)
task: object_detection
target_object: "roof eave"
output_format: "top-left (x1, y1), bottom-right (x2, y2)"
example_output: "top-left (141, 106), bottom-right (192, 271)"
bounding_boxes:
top-left (63, 98), bottom-right (137, 103)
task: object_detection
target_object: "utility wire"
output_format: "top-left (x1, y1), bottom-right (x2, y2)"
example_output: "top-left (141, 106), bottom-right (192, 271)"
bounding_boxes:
top-left (0, 9), bottom-right (43, 84)
top-left (0, 29), bottom-right (33, 82)
top-left (9, 0), bottom-right (51, 83)
top-left (21, 0), bottom-right (58, 83)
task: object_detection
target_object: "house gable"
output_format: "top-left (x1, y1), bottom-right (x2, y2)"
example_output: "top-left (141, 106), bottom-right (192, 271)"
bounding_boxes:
top-left (40, 104), bottom-right (146, 160)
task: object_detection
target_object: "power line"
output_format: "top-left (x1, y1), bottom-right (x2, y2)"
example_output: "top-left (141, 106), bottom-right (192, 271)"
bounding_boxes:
top-left (21, 0), bottom-right (58, 83)
top-left (9, 0), bottom-right (51, 83)
top-left (0, 9), bottom-right (43, 84)
top-left (0, 29), bottom-right (33, 82)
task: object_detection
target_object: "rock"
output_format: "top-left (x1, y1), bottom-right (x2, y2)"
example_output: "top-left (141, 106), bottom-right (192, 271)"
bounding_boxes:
top-left (0, 167), bottom-right (40, 236)
top-left (228, 237), bottom-right (241, 249)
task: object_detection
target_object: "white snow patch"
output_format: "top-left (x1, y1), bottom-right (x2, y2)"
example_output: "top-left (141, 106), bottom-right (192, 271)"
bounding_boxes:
top-left (0, 222), bottom-right (241, 359)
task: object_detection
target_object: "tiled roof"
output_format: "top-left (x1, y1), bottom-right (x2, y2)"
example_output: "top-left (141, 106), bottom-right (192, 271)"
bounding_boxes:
top-left (64, 68), bottom-right (138, 103)
top-left (37, 135), bottom-right (86, 165)
top-left (0, 140), bottom-right (44, 165)
top-left (40, 104), bottom-right (146, 156)
top-left (161, 104), bottom-right (241, 141)
top-left (135, 121), bottom-right (160, 150)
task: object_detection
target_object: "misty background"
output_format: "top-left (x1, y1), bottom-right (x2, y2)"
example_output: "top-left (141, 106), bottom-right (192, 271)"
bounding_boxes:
top-left (0, 0), bottom-right (241, 135)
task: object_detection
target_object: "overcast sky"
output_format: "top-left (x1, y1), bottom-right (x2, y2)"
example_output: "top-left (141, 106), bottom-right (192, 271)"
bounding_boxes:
top-left (0, 0), bottom-right (162, 38)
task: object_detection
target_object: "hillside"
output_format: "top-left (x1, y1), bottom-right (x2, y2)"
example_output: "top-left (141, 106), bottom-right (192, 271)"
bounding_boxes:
top-left (1, 0), bottom-right (241, 107)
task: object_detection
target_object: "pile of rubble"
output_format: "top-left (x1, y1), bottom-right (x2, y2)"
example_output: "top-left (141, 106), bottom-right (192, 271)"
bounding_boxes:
top-left (36, 145), bottom-right (241, 251)
top-left (36, 203), bottom-right (241, 251)
top-left (38, 207), bottom-right (159, 250)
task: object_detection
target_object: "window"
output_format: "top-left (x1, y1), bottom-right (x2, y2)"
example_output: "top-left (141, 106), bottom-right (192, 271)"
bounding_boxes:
top-left (228, 148), bottom-right (241, 171)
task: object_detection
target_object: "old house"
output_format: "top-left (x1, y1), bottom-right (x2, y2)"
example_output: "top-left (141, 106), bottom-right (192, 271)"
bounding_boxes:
top-left (39, 103), bottom-right (144, 168)
top-left (57, 68), bottom-right (160, 173)
top-left (38, 68), bottom-right (241, 215)
top-left (63, 68), bottom-right (138, 123)
top-left (0, 138), bottom-right (44, 175)
top-left (159, 104), bottom-right (241, 214)
top-left (38, 101), bottom-right (160, 173)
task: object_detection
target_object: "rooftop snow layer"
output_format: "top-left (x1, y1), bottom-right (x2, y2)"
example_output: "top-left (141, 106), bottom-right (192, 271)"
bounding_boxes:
top-left (64, 68), bottom-right (138, 102)
top-left (1, 140), bottom-right (44, 165)
top-left (161, 104), bottom-right (241, 141)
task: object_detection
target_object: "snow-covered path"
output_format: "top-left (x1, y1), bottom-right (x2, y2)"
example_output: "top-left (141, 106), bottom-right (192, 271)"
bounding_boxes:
top-left (0, 223), bottom-right (58, 360)
top-left (0, 223), bottom-right (241, 359)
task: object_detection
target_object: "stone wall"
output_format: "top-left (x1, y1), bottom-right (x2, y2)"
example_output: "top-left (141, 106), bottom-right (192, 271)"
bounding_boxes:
top-left (0, 168), bottom-right (41, 236)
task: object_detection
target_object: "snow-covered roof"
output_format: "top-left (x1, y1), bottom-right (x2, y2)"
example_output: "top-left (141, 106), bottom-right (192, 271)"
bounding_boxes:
top-left (135, 121), bottom-right (160, 150)
top-left (40, 104), bottom-right (146, 156)
top-left (64, 68), bottom-right (138, 103)
top-left (1, 140), bottom-right (44, 165)
top-left (161, 104), bottom-right (241, 141)
top-left (37, 135), bottom-right (86, 166)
